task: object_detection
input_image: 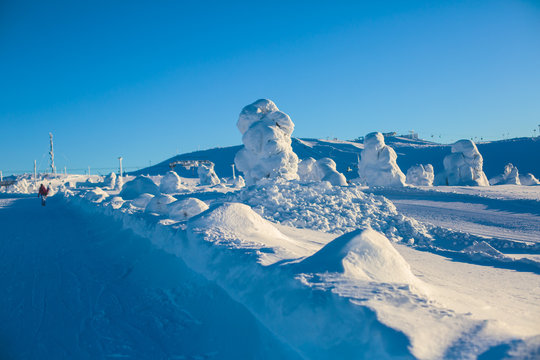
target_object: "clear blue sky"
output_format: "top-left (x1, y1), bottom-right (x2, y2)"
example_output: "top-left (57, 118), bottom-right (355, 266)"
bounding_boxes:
top-left (1, 0), bottom-right (539, 174)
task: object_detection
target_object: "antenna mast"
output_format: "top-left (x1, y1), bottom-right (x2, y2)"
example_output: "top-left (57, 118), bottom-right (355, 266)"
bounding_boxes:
top-left (49, 132), bottom-right (56, 175)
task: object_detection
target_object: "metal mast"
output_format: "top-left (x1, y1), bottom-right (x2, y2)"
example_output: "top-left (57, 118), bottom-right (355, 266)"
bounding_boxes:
top-left (49, 132), bottom-right (56, 175)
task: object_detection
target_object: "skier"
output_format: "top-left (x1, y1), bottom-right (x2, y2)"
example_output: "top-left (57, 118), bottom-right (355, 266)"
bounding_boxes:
top-left (38, 183), bottom-right (50, 206)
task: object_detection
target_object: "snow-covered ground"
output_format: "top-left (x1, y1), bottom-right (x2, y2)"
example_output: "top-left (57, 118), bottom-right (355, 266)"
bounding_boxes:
top-left (1, 131), bottom-right (539, 359)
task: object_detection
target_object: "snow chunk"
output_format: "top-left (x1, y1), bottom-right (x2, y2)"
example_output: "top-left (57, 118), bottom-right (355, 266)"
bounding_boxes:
top-left (519, 173), bottom-right (540, 186)
top-left (168, 198), bottom-right (209, 221)
top-left (298, 229), bottom-right (420, 284)
top-left (84, 187), bottom-right (109, 203)
top-left (463, 241), bottom-right (506, 260)
top-left (119, 176), bottom-right (159, 200)
top-left (131, 193), bottom-right (154, 208)
top-left (436, 139), bottom-right (489, 186)
top-left (406, 164), bottom-right (434, 186)
top-left (298, 157), bottom-right (347, 186)
top-left (357, 132), bottom-right (406, 187)
top-left (145, 194), bottom-right (176, 215)
top-left (234, 99), bottom-right (299, 185)
top-left (197, 163), bottom-right (220, 186)
top-left (490, 163), bottom-right (520, 185)
top-left (159, 171), bottom-right (186, 193)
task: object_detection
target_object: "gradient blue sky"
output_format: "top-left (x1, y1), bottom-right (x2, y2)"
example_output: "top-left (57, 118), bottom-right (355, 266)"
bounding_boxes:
top-left (1, 0), bottom-right (539, 174)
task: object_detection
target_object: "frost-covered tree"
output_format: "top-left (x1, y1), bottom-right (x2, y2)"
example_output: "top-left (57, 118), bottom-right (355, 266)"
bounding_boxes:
top-left (406, 164), bottom-right (434, 186)
top-left (234, 99), bottom-right (299, 185)
top-left (357, 132), bottom-right (406, 187)
top-left (436, 139), bottom-right (489, 186)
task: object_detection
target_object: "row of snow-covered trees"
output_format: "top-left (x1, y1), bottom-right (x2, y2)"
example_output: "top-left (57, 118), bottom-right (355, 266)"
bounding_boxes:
top-left (233, 99), bottom-right (539, 187)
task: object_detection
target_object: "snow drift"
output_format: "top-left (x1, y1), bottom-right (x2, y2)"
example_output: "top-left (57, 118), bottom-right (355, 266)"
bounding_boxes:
top-left (357, 132), bottom-right (406, 187)
top-left (406, 164), bottom-right (434, 186)
top-left (234, 99), bottom-right (299, 185)
top-left (436, 139), bottom-right (489, 186)
top-left (519, 173), bottom-right (540, 186)
top-left (168, 198), bottom-right (209, 221)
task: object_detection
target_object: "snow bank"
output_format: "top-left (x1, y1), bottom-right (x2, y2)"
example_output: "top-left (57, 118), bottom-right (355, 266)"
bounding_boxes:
top-left (159, 171), bottom-right (186, 193)
top-left (298, 157), bottom-right (347, 186)
top-left (145, 194), bottom-right (176, 215)
top-left (119, 176), bottom-right (160, 200)
top-left (168, 198), bottom-right (209, 221)
top-left (519, 173), bottom-right (540, 186)
top-left (234, 99), bottom-right (299, 185)
top-left (297, 228), bottom-right (421, 285)
top-left (357, 132), bottom-right (406, 187)
top-left (490, 163), bottom-right (520, 185)
top-left (197, 163), bottom-right (220, 186)
top-left (230, 179), bottom-right (431, 243)
top-left (463, 241), bottom-right (506, 261)
top-left (436, 139), bottom-right (489, 186)
top-left (406, 164), bottom-right (434, 186)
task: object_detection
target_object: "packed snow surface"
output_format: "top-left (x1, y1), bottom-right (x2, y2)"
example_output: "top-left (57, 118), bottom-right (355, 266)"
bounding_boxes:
top-left (358, 132), bottom-right (406, 187)
top-left (234, 99), bottom-right (299, 185)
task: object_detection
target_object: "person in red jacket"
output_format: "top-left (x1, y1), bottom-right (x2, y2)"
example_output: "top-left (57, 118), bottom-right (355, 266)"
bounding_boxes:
top-left (38, 183), bottom-right (50, 206)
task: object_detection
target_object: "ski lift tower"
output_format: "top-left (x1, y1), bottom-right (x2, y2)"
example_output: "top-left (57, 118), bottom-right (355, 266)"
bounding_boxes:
top-left (49, 132), bottom-right (56, 175)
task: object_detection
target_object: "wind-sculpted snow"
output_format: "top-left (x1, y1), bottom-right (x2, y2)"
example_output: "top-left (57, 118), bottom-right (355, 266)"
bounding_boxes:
top-left (358, 132), bottom-right (406, 187)
top-left (168, 197), bottom-right (209, 221)
top-left (230, 179), bottom-right (432, 243)
top-left (297, 157), bottom-right (348, 186)
top-left (145, 194), bottom-right (176, 215)
top-left (103, 172), bottom-right (116, 189)
top-left (436, 139), bottom-right (489, 186)
top-left (234, 99), bottom-right (299, 185)
top-left (406, 164), bottom-right (434, 186)
top-left (520, 173), bottom-right (540, 186)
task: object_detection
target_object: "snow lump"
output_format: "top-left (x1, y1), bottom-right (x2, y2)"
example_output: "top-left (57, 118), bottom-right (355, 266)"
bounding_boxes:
top-left (119, 176), bottom-right (160, 200)
top-left (357, 132), bottom-right (406, 187)
top-left (436, 139), bottom-right (489, 186)
top-left (198, 163), bottom-right (220, 186)
top-left (159, 171), bottom-right (186, 193)
top-left (234, 99), bottom-right (299, 185)
top-left (489, 163), bottom-right (520, 185)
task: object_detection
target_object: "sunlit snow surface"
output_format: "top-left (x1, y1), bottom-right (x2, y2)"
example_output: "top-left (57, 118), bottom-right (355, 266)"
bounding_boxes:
top-left (1, 171), bottom-right (539, 359)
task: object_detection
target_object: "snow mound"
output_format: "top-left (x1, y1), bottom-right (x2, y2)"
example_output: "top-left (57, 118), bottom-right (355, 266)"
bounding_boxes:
top-left (520, 173), bottom-right (540, 186)
top-left (406, 164), bottom-right (434, 186)
top-left (436, 139), bottom-right (489, 186)
top-left (197, 163), bottom-right (220, 186)
top-left (234, 99), bottom-right (299, 185)
top-left (232, 175), bottom-right (245, 188)
top-left (298, 157), bottom-right (347, 186)
top-left (145, 194), bottom-right (176, 215)
top-left (131, 193), bottom-right (154, 208)
top-left (490, 163), bottom-right (520, 185)
top-left (230, 180), bottom-right (431, 243)
top-left (298, 229), bottom-right (420, 284)
top-left (84, 187), bottom-right (109, 203)
top-left (103, 172), bottom-right (116, 189)
top-left (119, 176), bottom-right (160, 200)
top-left (464, 241), bottom-right (506, 260)
top-left (188, 202), bottom-right (306, 265)
top-left (159, 171), bottom-right (186, 193)
top-left (168, 198), bottom-right (209, 221)
top-left (108, 196), bottom-right (125, 209)
top-left (358, 132), bottom-right (406, 187)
